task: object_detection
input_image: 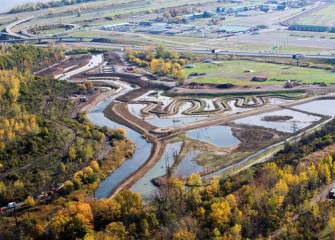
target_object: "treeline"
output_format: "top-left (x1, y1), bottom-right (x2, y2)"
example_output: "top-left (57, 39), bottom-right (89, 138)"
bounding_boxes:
top-left (0, 45), bottom-right (64, 71)
top-left (8, 0), bottom-right (97, 14)
top-left (126, 46), bottom-right (187, 84)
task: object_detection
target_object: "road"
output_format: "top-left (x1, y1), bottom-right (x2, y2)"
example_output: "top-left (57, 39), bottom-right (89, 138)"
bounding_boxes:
top-left (41, 42), bottom-right (335, 60)
top-left (272, 178), bottom-right (335, 239)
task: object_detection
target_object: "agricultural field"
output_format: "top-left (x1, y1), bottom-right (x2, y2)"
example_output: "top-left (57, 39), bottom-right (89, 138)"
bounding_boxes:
top-left (295, 4), bottom-right (335, 26)
top-left (184, 61), bottom-right (335, 85)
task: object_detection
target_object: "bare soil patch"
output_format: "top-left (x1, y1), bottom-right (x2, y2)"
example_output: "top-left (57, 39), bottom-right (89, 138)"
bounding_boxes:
top-left (37, 55), bottom-right (91, 77)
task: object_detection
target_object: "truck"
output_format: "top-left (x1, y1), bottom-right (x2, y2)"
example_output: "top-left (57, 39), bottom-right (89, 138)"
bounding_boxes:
top-left (212, 49), bottom-right (221, 54)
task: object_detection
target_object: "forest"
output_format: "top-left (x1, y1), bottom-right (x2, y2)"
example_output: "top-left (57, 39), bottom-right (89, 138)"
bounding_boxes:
top-left (36, 119), bottom-right (335, 240)
top-left (0, 45), bottom-right (133, 239)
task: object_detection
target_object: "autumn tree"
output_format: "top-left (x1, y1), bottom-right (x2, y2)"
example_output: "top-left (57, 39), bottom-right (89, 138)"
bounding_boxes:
top-left (89, 198), bottom-right (121, 229)
top-left (105, 222), bottom-right (128, 239)
top-left (115, 190), bottom-right (143, 220)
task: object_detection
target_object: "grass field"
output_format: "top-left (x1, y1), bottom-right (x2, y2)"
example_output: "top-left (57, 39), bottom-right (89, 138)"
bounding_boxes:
top-left (184, 61), bottom-right (335, 85)
top-left (295, 4), bottom-right (335, 26)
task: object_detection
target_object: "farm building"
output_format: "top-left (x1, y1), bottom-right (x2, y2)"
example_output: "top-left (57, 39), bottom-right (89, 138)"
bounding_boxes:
top-left (139, 21), bottom-right (152, 26)
top-left (216, 25), bottom-right (252, 33)
top-left (102, 23), bottom-right (130, 31)
top-left (183, 11), bottom-right (215, 20)
top-left (225, 4), bottom-right (263, 13)
top-left (276, 5), bottom-right (289, 10)
top-left (148, 28), bottom-right (167, 34)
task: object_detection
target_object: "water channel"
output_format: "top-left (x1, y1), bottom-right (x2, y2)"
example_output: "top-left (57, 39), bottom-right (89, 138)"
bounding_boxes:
top-left (88, 81), bottom-right (152, 198)
top-left (130, 142), bottom-right (183, 197)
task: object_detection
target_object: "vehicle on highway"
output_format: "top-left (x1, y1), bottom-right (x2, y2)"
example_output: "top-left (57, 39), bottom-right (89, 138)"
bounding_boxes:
top-left (329, 187), bottom-right (335, 199)
top-left (7, 202), bottom-right (16, 209)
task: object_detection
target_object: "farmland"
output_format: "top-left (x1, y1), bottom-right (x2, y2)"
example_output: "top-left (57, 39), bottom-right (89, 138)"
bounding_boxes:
top-left (184, 61), bottom-right (335, 85)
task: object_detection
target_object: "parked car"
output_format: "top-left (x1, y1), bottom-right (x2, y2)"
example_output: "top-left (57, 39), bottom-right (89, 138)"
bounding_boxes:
top-left (7, 202), bottom-right (16, 209)
top-left (329, 187), bottom-right (335, 199)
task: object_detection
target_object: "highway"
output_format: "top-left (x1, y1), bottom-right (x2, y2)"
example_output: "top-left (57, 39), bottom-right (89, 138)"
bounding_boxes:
top-left (2, 13), bottom-right (335, 60)
top-left (1, 17), bottom-right (335, 60)
top-left (66, 42), bottom-right (335, 59)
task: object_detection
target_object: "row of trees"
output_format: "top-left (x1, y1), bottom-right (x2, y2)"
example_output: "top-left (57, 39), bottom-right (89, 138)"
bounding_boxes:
top-left (126, 46), bottom-right (187, 84)
top-left (8, 0), bottom-right (97, 13)
top-left (0, 45), bottom-right (64, 71)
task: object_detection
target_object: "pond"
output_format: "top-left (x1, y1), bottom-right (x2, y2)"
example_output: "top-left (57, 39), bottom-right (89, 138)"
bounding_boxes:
top-left (202, 98), bottom-right (216, 111)
top-left (136, 90), bottom-right (172, 108)
top-left (293, 99), bottom-right (335, 116)
top-left (128, 103), bottom-right (148, 118)
top-left (130, 142), bottom-right (183, 197)
top-left (186, 125), bottom-right (240, 147)
top-left (234, 109), bottom-right (321, 133)
top-left (146, 115), bottom-right (209, 128)
top-left (174, 150), bottom-right (204, 178)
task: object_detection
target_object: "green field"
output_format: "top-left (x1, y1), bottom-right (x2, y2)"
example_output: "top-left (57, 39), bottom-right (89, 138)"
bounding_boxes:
top-left (295, 4), bottom-right (335, 26)
top-left (184, 61), bottom-right (335, 85)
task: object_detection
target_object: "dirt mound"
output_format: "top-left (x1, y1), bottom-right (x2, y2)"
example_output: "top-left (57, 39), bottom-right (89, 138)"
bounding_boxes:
top-left (261, 115), bottom-right (293, 122)
top-left (105, 53), bottom-right (124, 65)
top-left (37, 55), bottom-right (91, 77)
top-left (216, 83), bottom-right (235, 89)
top-left (151, 176), bottom-right (167, 187)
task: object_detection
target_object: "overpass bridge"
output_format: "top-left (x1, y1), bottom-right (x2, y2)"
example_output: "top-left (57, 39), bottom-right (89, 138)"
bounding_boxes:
top-left (0, 15), bottom-right (84, 43)
top-left (0, 34), bottom-right (92, 43)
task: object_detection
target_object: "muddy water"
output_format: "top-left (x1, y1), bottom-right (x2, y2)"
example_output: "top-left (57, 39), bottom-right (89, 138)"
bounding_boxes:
top-left (87, 82), bottom-right (153, 199)
top-left (202, 98), bottom-right (216, 111)
top-left (130, 142), bottom-right (183, 197)
top-left (226, 100), bottom-right (250, 114)
top-left (147, 115), bottom-right (209, 128)
top-left (186, 126), bottom-right (240, 147)
top-left (128, 104), bottom-right (148, 118)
